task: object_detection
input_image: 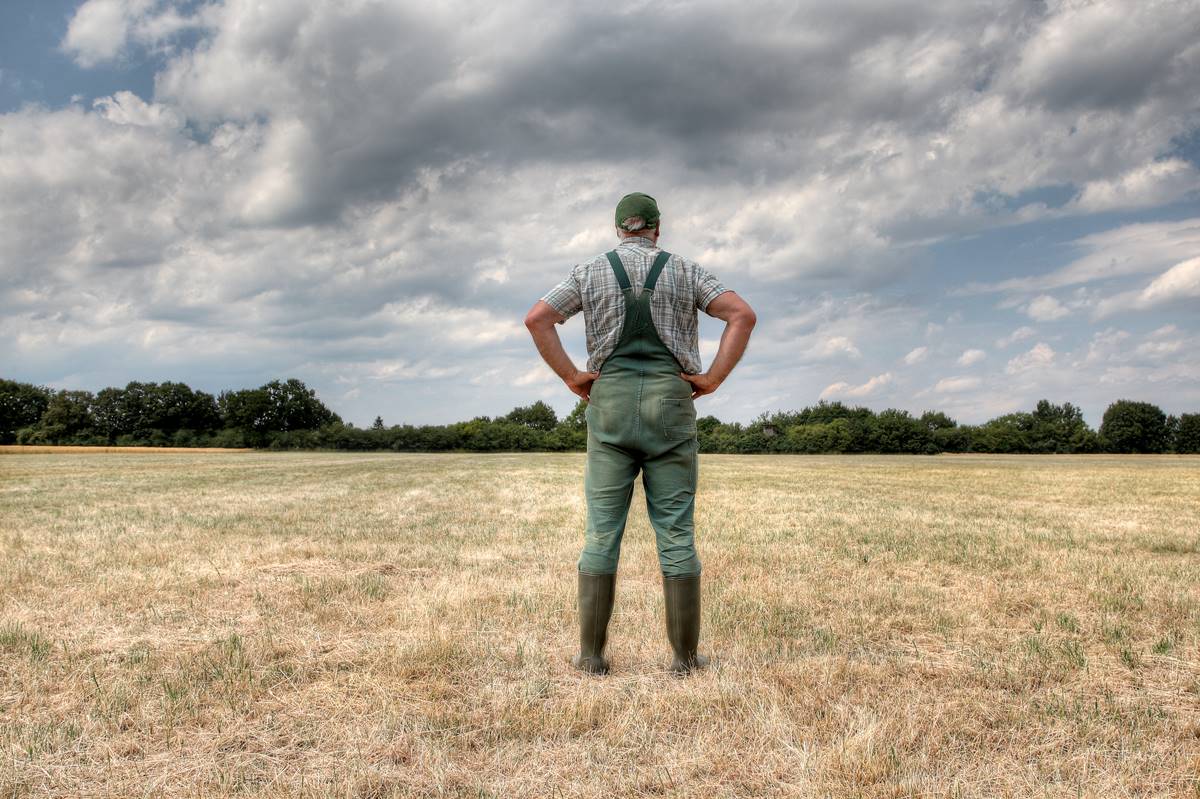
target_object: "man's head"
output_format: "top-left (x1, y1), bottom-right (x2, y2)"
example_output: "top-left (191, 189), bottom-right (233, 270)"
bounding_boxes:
top-left (615, 192), bottom-right (661, 240)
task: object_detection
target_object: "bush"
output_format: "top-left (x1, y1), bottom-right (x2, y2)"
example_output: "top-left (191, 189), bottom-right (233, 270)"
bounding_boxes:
top-left (1100, 400), bottom-right (1169, 454)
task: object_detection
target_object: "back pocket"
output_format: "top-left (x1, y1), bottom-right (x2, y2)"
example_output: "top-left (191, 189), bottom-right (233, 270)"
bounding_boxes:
top-left (660, 397), bottom-right (697, 440)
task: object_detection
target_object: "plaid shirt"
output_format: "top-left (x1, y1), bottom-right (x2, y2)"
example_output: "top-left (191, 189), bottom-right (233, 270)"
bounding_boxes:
top-left (540, 236), bottom-right (729, 374)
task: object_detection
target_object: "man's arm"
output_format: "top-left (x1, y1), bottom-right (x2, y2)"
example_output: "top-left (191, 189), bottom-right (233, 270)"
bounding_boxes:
top-left (524, 300), bottom-right (599, 401)
top-left (679, 291), bottom-right (756, 399)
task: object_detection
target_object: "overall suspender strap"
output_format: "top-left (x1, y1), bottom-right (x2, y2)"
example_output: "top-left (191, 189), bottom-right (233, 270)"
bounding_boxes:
top-left (604, 251), bottom-right (632, 291)
top-left (644, 251), bottom-right (671, 292)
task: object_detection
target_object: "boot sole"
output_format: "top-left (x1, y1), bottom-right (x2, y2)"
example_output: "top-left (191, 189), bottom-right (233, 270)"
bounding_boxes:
top-left (571, 655), bottom-right (610, 675)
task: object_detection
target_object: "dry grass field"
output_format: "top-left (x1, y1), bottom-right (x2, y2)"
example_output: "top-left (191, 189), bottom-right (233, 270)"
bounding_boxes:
top-left (1, 451), bottom-right (1198, 798)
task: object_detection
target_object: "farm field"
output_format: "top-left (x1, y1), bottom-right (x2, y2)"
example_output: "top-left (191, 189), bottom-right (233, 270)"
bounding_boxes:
top-left (1, 451), bottom-right (1198, 797)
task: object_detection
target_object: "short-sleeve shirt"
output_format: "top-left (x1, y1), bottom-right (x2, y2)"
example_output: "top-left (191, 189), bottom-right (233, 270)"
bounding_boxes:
top-left (539, 236), bottom-right (729, 374)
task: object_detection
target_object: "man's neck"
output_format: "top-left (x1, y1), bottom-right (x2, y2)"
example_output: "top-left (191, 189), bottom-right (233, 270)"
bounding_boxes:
top-left (619, 233), bottom-right (658, 247)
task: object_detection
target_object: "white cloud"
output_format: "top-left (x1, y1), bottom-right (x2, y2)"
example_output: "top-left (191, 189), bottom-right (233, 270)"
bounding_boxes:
top-left (1025, 294), bottom-right (1071, 321)
top-left (1135, 339), bottom-right (1184, 359)
top-left (1005, 342), bottom-right (1056, 374)
top-left (1141, 256), bottom-right (1200, 304)
top-left (62, 0), bottom-right (206, 68)
top-left (1070, 159), bottom-right (1200, 213)
top-left (995, 325), bottom-right (1036, 348)
top-left (957, 349), bottom-right (986, 366)
top-left (94, 91), bottom-right (184, 129)
top-left (1148, 324), bottom-right (1179, 338)
top-left (1080, 328), bottom-right (1132, 366)
top-left (809, 336), bottom-right (862, 360)
top-left (1094, 256), bottom-right (1200, 318)
top-left (903, 346), bottom-right (928, 365)
top-left (933, 376), bottom-right (981, 393)
top-left (62, 0), bottom-right (144, 67)
top-left (819, 372), bottom-right (893, 401)
top-left (962, 218), bottom-right (1200, 296)
top-left (513, 363), bottom-right (558, 386)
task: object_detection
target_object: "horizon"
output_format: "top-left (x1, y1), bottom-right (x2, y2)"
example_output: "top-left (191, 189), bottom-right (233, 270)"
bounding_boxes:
top-left (2, 1), bottom-right (1198, 429)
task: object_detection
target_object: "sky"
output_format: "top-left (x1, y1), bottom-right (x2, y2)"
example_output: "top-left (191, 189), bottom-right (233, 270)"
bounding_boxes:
top-left (1, 0), bottom-right (1198, 428)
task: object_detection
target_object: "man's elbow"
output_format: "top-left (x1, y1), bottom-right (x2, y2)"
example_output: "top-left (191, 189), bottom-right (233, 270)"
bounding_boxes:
top-left (525, 302), bottom-right (560, 331)
top-left (737, 306), bottom-right (757, 329)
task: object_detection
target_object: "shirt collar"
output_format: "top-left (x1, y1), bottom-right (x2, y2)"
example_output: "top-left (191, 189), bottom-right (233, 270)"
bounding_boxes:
top-left (618, 236), bottom-right (657, 249)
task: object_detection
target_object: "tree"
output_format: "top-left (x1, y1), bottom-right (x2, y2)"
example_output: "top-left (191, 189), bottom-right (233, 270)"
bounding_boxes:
top-left (972, 413), bottom-right (1033, 453)
top-left (560, 400), bottom-right (588, 431)
top-left (262, 379), bottom-right (340, 431)
top-left (786, 420), bottom-right (852, 453)
top-left (1029, 400), bottom-right (1090, 453)
top-left (873, 409), bottom-right (934, 454)
top-left (220, 379), bottom-right (339, 442)
top-left (32, 390), bottom-right (97, 443)
top-left (505, 400), bottom-right (558, 431)
top-left (0, 379), bottom-right (52, 443)
top-left (919, 410), bottom-right (957, 433)
top-left (372, 416), bottom-right (385, 430)
top-left (219, 387), bottom-right (270, 434)
top-left (93, 381), bottom-right (221, 442)
top-left (1100, 400), bottom-right (1169, 454)
top-left (1175, 414), bottom-right (1200, 454)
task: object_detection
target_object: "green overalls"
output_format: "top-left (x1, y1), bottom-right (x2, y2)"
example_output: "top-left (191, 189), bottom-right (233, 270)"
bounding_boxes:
top-left (579, 250), bottom-right (701, 578)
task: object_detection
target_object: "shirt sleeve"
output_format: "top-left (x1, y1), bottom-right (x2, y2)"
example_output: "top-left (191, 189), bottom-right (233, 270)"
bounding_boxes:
top-left (693, 263), bottom-right (729, 312)
top-left (539, 266), bottom-right (583, 323)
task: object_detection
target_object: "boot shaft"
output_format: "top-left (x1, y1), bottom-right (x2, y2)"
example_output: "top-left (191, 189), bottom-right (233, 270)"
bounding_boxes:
top-left (575, 571), bottom-right (616, 674)
top-left (662, 574), bottom-right (703, 672)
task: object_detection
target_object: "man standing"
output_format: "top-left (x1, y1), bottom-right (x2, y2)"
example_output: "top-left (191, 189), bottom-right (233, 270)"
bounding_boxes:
top-left (524, 192), bottom-right (756, 676)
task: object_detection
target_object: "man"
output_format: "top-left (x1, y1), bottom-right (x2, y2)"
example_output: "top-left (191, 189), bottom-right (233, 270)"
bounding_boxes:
top-left (524, 192), bottom-right (756, 676)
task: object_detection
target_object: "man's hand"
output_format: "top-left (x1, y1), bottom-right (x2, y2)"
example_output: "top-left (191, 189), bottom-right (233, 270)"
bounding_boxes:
top-left (680, 371), bottom-right (720, 399)
top-left (566, 369), bottom-right (600, 401)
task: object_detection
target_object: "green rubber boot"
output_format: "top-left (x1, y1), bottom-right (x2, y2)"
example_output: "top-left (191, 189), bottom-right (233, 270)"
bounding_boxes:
top-left (572, 571), bottom-right (616, 675)
top-left (663, 574), bottom-right (709, 675)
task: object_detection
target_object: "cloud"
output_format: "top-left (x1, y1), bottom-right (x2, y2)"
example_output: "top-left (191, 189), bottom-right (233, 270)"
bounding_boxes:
top-left (933, 376), bottom-right (981, 393)
top-left (1139, 256), bottom-right (1200, 305)
top-left (1148, 324), bottom-right (1179, 338)
top-left (2, 0), bottom-right (1196, 428)
top-left (1002, 0), bottom-right (1200, 111)
top-left (62, 0), bottom-right (208, 68)
top-left (1005, 342), bottom-right (1056, 375)
top-left (961, 218), bottom-right (1200, 296)
top-left (956, 349), bottom-right (986, 366)
top-left (1135, 339), bottom-right (1184, 359)
top-left (809, 336), bottom-right (862, 360)
top-left (62, 0), bottom-right (146, 67)
top-left (995, 325), bottom-right (1036, 348)
top-left (1080, 328), bottom-right (1132, 366)
top-left (1094, 256), bottom-right (1200, 318)
top-left (1069, 159), bottom-right (1200, 213)
top-left (1025, 294), bottom-right (1070, 321)
top-left (819, 372), bottom-right (893, 401)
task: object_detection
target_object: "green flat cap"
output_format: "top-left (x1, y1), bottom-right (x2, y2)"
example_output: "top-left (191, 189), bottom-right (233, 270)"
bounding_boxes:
top-left (615, 192), bottom-right (660, 231)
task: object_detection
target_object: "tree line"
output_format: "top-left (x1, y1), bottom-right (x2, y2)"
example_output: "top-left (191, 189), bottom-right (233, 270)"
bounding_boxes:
top-left (2, 376), bottom-right (1197, 454)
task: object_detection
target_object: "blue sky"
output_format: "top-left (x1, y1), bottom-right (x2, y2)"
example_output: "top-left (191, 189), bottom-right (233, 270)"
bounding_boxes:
top-left (1, 0), bottom-right (1198, 428)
